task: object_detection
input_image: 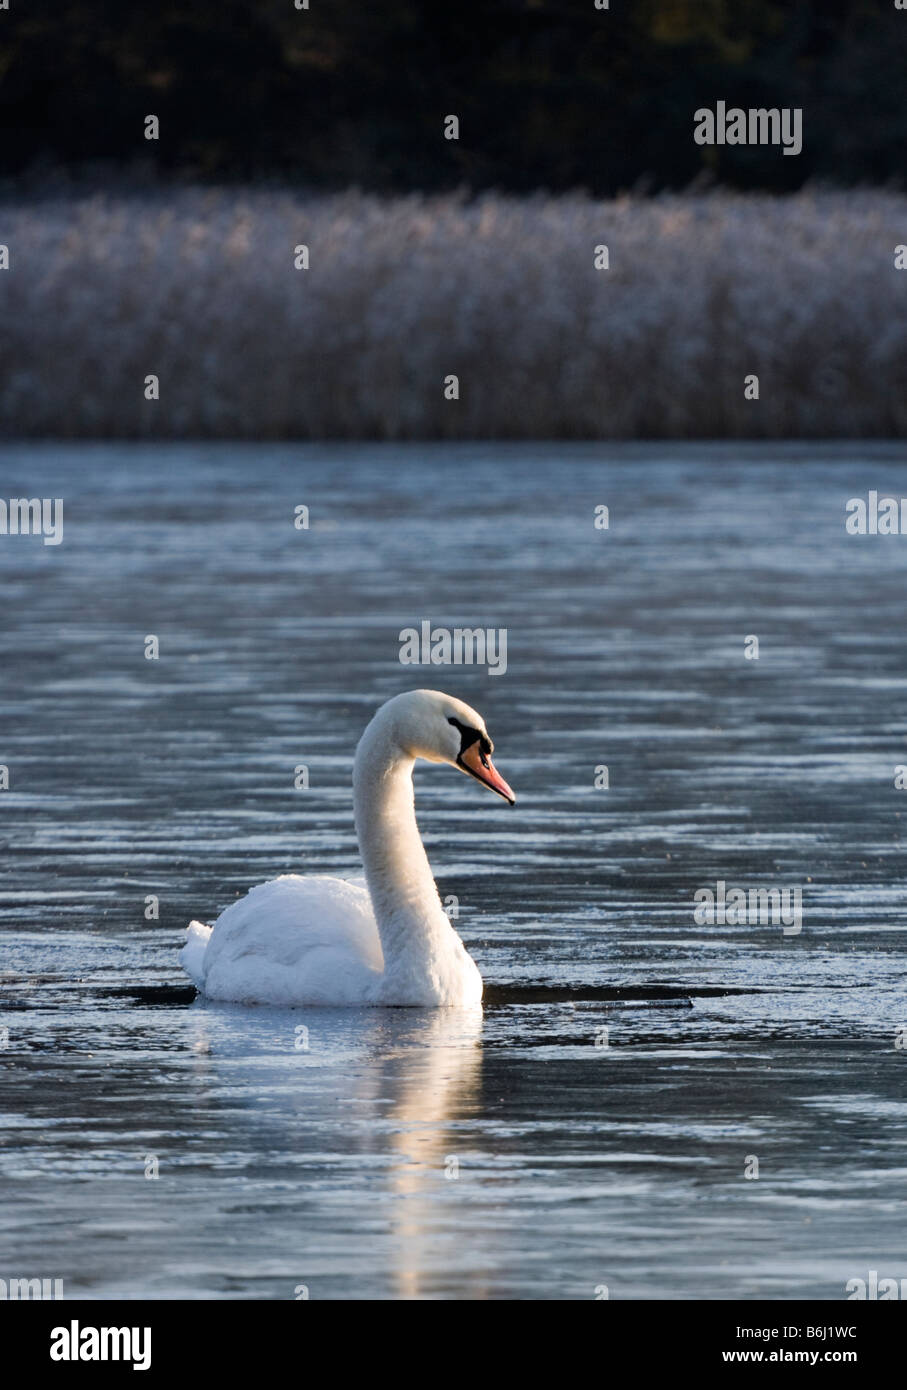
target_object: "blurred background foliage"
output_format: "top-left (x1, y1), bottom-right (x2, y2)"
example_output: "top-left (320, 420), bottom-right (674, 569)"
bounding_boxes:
top-left (1, 0), bottom-right (904, 193)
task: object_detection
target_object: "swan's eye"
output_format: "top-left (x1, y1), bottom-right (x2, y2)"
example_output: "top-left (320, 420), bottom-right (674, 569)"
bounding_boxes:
top-left (448, 716), bottom-right (491, 759)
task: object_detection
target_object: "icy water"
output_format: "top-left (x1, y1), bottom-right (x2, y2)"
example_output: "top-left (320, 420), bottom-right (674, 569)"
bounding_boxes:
top-left (1, 440), bottom-right (906, 1300)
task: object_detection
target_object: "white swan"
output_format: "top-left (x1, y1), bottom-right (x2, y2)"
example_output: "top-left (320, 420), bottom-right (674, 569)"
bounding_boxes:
top-left (180, 690), bottom-right (515, 1007)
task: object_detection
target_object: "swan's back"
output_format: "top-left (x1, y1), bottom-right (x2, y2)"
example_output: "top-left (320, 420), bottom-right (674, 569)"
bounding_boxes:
top-left (181, 874), bottom-right (384, 1006)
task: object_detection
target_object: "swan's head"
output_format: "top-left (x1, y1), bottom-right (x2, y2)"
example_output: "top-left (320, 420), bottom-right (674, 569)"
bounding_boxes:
top-left (388, 689), bottom-right (515, 804)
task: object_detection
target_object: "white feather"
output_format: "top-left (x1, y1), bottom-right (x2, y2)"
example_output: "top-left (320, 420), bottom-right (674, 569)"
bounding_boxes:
top-left (180, 691), bottom-right (510, 1007)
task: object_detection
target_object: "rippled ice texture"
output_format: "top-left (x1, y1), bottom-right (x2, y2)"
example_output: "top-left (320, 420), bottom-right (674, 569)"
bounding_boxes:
top-left (0, 442), bottom-right (905, 1299)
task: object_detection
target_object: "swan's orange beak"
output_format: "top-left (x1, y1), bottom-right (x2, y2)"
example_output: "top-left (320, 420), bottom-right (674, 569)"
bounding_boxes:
top-left (458, 742), bottom-right (516, 804)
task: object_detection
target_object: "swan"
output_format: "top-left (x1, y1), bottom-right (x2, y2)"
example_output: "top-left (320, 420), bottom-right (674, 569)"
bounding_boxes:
top-left (180, 689), bottom-right (515, 1007)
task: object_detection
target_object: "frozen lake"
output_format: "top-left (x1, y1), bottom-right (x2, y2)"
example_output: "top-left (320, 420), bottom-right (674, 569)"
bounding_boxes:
top-left (1, 441), bottom-right (905, 1299)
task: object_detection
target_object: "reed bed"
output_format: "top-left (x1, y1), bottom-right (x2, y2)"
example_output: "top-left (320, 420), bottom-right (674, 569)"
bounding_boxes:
top-left (2, 187), bottom-right (905, 437)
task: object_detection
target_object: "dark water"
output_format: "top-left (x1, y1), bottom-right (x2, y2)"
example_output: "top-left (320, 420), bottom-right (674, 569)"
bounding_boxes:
top-left (1, 441), bottom-right (906, 1299)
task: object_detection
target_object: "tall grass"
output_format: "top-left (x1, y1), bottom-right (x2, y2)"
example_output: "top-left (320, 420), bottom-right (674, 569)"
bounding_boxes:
top-left (2, 187), bottom-right (906, 438)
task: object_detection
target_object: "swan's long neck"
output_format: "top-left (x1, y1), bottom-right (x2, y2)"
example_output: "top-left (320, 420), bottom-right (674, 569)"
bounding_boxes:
top-left (353, 712), bottom-right (467, 998)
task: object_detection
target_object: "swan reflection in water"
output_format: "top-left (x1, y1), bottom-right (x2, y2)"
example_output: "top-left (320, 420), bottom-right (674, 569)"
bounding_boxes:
top-left (184, 1001), bottom-right (486, 1298)
top-left (377, 1006), bottom-right (484, 1298)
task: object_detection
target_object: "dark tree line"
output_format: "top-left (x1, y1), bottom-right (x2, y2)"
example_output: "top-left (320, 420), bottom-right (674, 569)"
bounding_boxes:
top-left (1, 0), bottom-right (904, 193)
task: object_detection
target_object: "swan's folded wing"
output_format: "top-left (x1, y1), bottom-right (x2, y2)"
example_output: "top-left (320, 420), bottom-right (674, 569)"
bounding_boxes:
top-left (185, 874), bottom-right (385, 1004)
top-left (180, 919), bottom-right (213, 987)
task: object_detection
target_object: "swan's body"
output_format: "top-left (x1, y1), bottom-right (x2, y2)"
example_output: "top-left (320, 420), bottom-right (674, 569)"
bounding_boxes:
top-left (180, 690), bottom-right (515, 1007)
